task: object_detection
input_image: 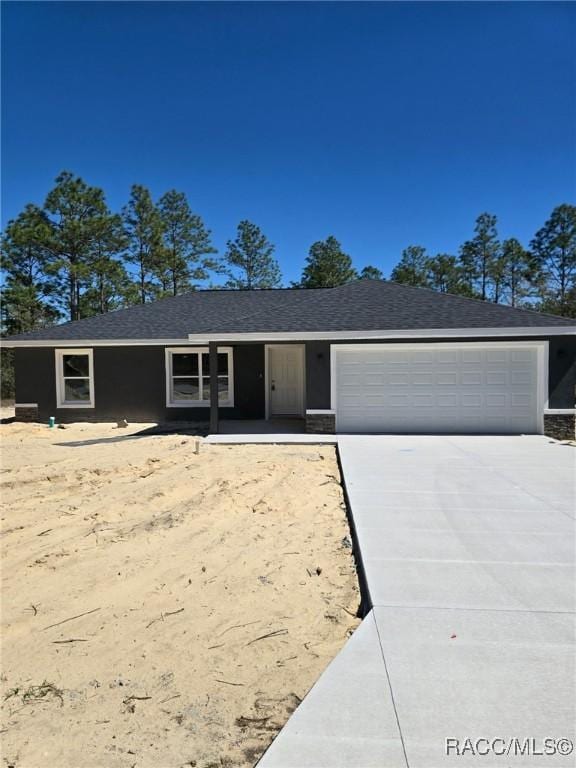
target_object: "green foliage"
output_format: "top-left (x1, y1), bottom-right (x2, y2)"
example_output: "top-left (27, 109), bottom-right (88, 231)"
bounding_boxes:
top-left (157, 191), bottom-right (218, 295)
top-left (390, 245), bottom-right (430, 287)
top-left (80, 213), bottom-right (130, 316)
top-left (1, 284), bottom-right (60, 336)
top-left (1, 348), bottom-right (15, 400)
top-left (2, 170), bottom-right (575, 338)
top-left (43, 171), bottom-right (114, 321)
top-left (359, 265), bottom-right (384, 280)
top-left (1, 204), bottom-right (60, 334)
top-left (223, 220), bottom-right (281, 289)
top-left (531, 204), bottom-right (576, 316)
top-left (427, 253), bottom-right (471, 295)
top-left (459, 213), bottom-right (500, 300)
top-left (122, 185), bottom-right (164, 303)
top-left (300, 236), bottom-right (357, 288)
top-left (498, 238), bottom-right (536, 307)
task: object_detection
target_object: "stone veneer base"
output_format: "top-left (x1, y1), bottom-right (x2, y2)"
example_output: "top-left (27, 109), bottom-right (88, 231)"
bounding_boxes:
top-left (305, 413), bottom-right (336, 434)
top-left (543, 413), bottom-right (576, 441)
top-left (14, 405), bottom-right (40, 423)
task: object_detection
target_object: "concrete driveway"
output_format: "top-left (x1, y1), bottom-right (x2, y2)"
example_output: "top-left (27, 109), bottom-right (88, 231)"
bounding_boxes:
top-left (342, 435), bottom-right (575, 613)
top-left (261, 435), bottom-right (575, 767)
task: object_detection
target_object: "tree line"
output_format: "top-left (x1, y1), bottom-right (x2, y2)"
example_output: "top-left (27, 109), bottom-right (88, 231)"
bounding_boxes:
top-left (1, 171), bottom-right (575, 341)
top-left (389, 208), bottom-right (576, 317)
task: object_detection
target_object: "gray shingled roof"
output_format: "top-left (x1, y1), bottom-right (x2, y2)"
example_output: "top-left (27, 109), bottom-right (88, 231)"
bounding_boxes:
top-left (3, 279), bottom-right (574, 343)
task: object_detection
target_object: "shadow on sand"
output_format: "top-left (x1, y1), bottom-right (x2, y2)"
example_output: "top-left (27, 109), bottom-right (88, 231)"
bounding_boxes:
top-left (54, 422), bottom-right (209, 448)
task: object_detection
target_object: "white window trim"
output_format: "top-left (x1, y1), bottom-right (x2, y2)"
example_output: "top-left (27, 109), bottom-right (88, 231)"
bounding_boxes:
top-left (55, 348), bottom-right (95, 409)
top-left (165, 347), bottom-right (234, 408)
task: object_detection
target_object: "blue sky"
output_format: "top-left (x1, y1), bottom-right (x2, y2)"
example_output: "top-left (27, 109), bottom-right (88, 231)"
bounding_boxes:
top-left (2, 1), bottom-right (575, 284)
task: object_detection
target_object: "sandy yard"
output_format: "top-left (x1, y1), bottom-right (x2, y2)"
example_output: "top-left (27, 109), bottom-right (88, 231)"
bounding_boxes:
top-left (0, 419), bottom-right (360, 768)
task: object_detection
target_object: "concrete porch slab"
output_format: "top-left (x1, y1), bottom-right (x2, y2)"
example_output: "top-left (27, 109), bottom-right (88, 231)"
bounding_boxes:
top-left (206, 433), bottom-right (337, 444)
top-left (206, 420), bottom-right (336, 444)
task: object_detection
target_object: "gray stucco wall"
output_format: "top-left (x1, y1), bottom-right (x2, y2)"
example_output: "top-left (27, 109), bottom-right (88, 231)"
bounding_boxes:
top-left (303, 336), bottom-right (576, 410)
top-left (13, 335), bottom-right (575, 423)
top-left (15, 344), bottom-right (265, 422)
top-left (305, 341), bottom-right (331, 410)
top-left (548, 337), bottom-right (576, 408)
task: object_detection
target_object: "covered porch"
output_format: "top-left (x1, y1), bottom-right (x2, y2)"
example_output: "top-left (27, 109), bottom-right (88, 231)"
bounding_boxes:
top-left (208, 418), bottom-right (336, 444)
top-left (219, 418), bottom-right (305, 434)
top-left (206, 340), bottom-right (333, 434)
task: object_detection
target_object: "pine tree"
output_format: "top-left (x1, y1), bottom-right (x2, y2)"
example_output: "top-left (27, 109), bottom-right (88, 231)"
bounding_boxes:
top-left (1, 204), bottom-right (60, 334)
top-left (359, 265), bottom-right (384, 280)
top-left (498, 238), bottom-right (535, 307)
top-left (300, 236), bottom-right (357, 288)
top-left (43, 171), bottom-right (113, 320)
top-left (427, 253), bottom-right (470, 295)
top-left (459, 213), bottom-right (500, 300)
top-left (157, 190), bottom-right (217, 295)
top-left (81, 213), bottom-right (131, 315)
top-left (223, 220), bottom-right (281, 289)
top-left (531, 204), bottom-right (576, 316)
top-left (390, 245), bottom-right (430, 287)
top-left (122, 185), bottom-right (164, 303)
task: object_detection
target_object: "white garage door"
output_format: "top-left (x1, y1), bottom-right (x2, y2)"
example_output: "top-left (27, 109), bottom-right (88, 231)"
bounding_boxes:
top-left (333, 344), bottom-right (543, 434)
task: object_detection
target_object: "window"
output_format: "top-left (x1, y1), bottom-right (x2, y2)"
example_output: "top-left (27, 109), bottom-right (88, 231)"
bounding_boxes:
top-left (55, 349), bottom-right (94, 408)
top-left (165, 347), bottom-right (234, 407)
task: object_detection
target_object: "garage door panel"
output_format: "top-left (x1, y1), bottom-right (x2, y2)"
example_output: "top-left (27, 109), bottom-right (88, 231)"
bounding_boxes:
top-left (334, 345), bottom-right (541, 434)
top-left (486, 349), bottom-right (508, 362)
top-left (412, 373), bottom-right (434, 385)
top-left (461, 371), bottom-right (483, 385)
top-left (511, 393), bottom-right (533, 407)
top-left (437, 394), bottom-right (459, 407)
top-left (436, 373), bottom-right (458, 385)
top-left (510, 370), bottom-right (532, 385)
top-left (436, 349), bottom-right (459, 363)
top-left (388, 373), bottom-right (411, 385)
top-left (461, 349), bottom-right (483, 363)
top-left (412, 349), bottom-right (435, 363)
top-left (486, 393), bottom-right (507, 407)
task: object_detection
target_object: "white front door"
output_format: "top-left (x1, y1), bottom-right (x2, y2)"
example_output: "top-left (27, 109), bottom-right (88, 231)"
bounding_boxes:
top-left (267, 345), bottom-right (305, 417)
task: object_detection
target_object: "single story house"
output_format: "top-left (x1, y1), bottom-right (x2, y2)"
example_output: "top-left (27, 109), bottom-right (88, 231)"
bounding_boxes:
top-left (3, 279), bottom-right (576, 439)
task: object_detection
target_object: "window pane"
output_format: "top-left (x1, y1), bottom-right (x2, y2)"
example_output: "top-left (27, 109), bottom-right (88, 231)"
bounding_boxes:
top-left (218, 353), bottom-right (229, 375)
top-left (218, 378), bottom-right (229, 402)
top-left (201, 378), bottom-right (230, 403)
top-left (202, 352), bottom-right (229, 375)
top-left (172, 354), bottom-right (198, 376)
top-left (64, 378), bottom-right (91, 402)
top-left (63, 354), bottom-right (89, 377)
top-left (172, 377), bottom-right (199, 401)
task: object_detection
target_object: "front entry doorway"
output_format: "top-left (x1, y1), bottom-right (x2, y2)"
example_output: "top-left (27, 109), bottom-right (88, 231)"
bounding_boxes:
top-left (266, 344), bottom-right (305, 418)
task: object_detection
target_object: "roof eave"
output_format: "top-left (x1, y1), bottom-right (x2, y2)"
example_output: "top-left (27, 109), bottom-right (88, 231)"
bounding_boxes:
top-left (2, 325), bottom-right (575, 347)
top-left (185, 326), bottom-right (576, 342)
